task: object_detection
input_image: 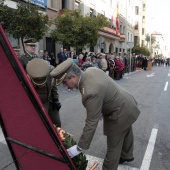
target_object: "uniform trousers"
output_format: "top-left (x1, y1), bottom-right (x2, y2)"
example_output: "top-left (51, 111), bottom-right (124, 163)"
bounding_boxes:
top-left (102, 126), bottom-right (134, 170)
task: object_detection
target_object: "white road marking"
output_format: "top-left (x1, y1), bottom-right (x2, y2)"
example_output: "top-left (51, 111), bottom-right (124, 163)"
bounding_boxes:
top-left (164, 82), bottom-right (168, 91)
top-left (146, 72), bottom-right (155, 78)
top-left (86, 154), bottom-right (139, 170)
top-left (168, 73), bottom-right (170, 77)
top-left (140, 128), bottom-right (158, 170)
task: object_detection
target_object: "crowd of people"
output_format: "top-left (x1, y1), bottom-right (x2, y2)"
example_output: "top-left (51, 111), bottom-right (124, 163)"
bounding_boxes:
top-left (37, 48), bottom-right (128, 81)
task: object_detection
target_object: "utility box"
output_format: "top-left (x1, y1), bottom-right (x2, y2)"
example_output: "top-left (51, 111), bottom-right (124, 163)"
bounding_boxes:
top-left (147, 60), bottom-right (152, 71)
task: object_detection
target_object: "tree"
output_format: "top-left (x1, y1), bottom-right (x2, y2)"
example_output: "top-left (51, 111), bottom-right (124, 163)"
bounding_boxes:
top-left (145, 33), bottom-right (156, 47)
top-left (132, 44), bottom-right (150, 56)
top-left (0, 2), bottom-right (49, 51)
top-left (145, 34), bottom-right (150, 47)
top-left (51, 9), bottom-right (109, 50)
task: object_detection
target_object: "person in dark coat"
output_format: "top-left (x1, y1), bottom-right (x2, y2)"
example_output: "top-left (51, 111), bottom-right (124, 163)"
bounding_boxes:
top-left (142, 57), bottom-right (148, 70)
top-left (57, 48), bottom-right (68, 64)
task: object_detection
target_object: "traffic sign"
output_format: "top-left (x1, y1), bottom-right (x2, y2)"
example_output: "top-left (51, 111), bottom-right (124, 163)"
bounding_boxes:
top-left (127, 42), bottom-right (134, 49)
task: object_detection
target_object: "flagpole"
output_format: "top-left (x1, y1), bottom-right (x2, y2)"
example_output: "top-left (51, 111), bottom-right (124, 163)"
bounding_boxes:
top-left (125, 0), bottom-right (128, 53)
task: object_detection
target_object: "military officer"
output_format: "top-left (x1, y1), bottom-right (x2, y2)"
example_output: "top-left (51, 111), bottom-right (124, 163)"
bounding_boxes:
top-left (26, 58), bottom-right (61, 127)
top-left (19, 38), bottom-right (38, 69)
top-left (50, 58), bottom-right (140, 170)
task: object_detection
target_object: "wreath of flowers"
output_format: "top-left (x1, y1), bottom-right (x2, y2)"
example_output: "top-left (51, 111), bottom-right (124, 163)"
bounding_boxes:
top-left (57, 127), bottom-right (98, 170)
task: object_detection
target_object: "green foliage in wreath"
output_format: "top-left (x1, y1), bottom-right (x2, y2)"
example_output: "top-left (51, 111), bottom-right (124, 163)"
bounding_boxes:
top-left (63, 133), bottom-right (88, 170)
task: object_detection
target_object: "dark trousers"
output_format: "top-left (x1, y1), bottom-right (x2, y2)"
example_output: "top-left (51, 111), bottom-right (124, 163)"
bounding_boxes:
top-left (44, 102), bottom-right (61, 127)
top-left (102, 126), bottom-right (134, 170)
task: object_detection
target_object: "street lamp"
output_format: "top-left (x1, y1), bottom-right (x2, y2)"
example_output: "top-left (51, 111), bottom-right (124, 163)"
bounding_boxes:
top-left (149, 34), bottom-right (152, 58)
top-left (149, 17), bottom-right (155, 59)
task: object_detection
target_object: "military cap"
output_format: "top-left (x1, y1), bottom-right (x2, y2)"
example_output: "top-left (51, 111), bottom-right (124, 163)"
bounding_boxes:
top-left (24, 38), bottom-right (37, 45)
top-left (26, 58), bottom-right (50, 86)
top-left (50, 58), bottom-right (73, 85)
top-left (13, 46), bottom-right (20, 52)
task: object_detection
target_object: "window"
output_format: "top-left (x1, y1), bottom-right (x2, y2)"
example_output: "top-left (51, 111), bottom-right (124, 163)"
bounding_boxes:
top-left (101, 10), bottom-right (105, 16)
top-left (134, 21), bottom-right (138, 30)
top-left (142, 28), bottom-right (145, 35)
top-left (143, 4), bottom-right (146, 11)
top-left (62, 0), bottom-right (67, 9)
top-left (142, 16), bottom-right (145, 23)
top-left (142, 40), bottom-right (145, 47)
top-left (116, 48), bottom-right (118, 53)
top-left (134, 36), bottom-right (138, 45)
top-left (90, 8), bottom-right (94, 17)
top-left (75, 0), bottom-right (80, 10)
top-left (120, 24), bottom-right (122, 33)
top-left (135, 6), bottom-right (139, 15)
top-left (123, 26), bottom-right (125, 34)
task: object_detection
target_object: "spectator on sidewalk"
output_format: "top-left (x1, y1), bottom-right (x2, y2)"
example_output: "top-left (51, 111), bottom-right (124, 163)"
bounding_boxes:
top-left (100, 53), bottom-right (108, 72)
top-left (57, 48), bottom-right (68, 64)
top-left (38, 49), bottom-right (44, 59)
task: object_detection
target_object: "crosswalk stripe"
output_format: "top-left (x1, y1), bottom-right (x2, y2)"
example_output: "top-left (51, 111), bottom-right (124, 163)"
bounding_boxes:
top-left (86, 154), bottom-right (139, 170)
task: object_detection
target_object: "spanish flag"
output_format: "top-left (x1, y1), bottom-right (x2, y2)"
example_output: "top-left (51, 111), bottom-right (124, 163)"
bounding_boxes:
top-left (116, 1), bottom-right (119, 35)
top-left (111, 1), bottom-right (119, 35)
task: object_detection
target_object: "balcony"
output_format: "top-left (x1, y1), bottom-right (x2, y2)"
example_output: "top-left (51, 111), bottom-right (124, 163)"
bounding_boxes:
top-left (99, 26), bottom-right (120, 37)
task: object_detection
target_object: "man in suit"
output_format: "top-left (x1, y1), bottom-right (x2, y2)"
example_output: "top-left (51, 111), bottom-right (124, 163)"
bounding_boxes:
top-left (26, 58), bottom-right (61, 127)
top-left (50, 59), bottom-right (140, 170)
top-left (57, 48), bottom-right (68, 64)
top-left (19, 38), bottom-right (38, 69)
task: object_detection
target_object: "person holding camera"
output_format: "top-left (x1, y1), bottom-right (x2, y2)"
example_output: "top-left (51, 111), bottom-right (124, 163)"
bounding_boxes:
top-left (26, 58), bottom-right (61, 127)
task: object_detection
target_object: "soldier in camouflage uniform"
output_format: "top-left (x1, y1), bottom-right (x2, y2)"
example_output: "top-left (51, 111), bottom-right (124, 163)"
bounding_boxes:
top-left (19, 38), bottom-right (38, 69)
top-left (26, 58), bottom-right (61, 127)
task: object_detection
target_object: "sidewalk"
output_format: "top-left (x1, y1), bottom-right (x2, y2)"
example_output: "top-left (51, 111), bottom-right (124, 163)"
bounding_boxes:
top-left (124, 67), bottom-right (143, 76)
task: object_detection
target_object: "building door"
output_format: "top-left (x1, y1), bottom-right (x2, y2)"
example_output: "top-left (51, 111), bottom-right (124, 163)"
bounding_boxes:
top-left (46, 37), bottom-right (55, 55)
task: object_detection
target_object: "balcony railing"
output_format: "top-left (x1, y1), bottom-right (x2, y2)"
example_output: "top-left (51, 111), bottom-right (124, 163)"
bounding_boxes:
top-left (99, 26), bottom-right (125, 41)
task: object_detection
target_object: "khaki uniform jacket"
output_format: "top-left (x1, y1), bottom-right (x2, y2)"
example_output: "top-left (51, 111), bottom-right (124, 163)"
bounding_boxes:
top-left (78, 67), bottom-right (140, 150)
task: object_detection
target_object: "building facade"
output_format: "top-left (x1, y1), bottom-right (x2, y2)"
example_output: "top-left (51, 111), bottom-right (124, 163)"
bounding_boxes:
top-left (2, 0), bottom-right (146, 55)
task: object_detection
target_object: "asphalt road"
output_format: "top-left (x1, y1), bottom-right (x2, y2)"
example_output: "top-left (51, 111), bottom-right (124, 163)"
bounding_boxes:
top-left (1, 65), bottom-right (170, 170)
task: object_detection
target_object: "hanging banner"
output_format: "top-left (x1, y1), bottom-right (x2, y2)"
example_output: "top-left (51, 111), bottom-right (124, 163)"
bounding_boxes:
top-left (22, 0), bottom-right (47, 8)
